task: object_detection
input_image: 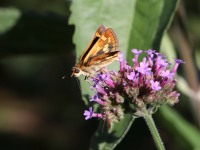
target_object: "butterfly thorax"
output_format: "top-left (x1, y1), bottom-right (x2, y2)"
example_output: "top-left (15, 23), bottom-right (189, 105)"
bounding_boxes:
top-left (71, 63), bottom-right (98, 77)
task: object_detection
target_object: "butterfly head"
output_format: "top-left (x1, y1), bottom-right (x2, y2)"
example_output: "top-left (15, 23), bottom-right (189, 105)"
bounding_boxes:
top-left (71, 67), bottom-right (82, 77)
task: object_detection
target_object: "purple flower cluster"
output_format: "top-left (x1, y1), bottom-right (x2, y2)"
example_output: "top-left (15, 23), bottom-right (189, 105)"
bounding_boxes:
top-left (84, 49), bottom-right (184, 124)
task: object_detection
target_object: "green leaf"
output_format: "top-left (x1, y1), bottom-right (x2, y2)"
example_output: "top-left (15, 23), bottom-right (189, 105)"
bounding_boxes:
top-left (0, 7), bottom-right (21, 34)
top-left (158, 106), bottom-right (200, 149)
top-left (69, 0), bottom-right (179, 149)
top-left (160, 26), bottom-right (200, 150)
top-left (90, 114), bottom-right (135, 150)
top-left (127, 0), bottom-right (179, 63)
top-left (160, 33), bottom-right (177, 63)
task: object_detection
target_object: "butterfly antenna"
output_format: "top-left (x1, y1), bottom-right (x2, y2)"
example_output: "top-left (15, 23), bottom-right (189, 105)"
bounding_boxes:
top-left (62, 76), bottom-right (66, 79)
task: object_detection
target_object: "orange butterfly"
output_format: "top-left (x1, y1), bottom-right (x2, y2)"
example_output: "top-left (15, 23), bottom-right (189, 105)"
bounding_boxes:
top-left (71, 25), bottom-right (119, 78)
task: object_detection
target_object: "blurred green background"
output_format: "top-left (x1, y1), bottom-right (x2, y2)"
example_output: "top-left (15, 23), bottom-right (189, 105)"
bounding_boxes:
top-left (0, 0), bottom-right (200, 150)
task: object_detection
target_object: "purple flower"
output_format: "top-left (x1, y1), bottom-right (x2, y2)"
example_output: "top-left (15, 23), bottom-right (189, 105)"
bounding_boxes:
top-left (145, 49), bottom-right (155, 66)
top-left (83, 107), bottom-right (94, 120)
top-left (83, 49), bottom-right (182, 124)
top-left (132, 49), bottom-right (142, 67)
top-left (83, 107), bottom-right (102, 120)
top-left (90, 94), bottom-right (106, 105)
top-left (155, 53), bottom-right (168, 69)
top-left (127, 71), bottom-right (136, 80)
top-left (118, 52), bottom-right (125, 62)
top-left (145, 49), bottom-right (155, 56)
top-left (158, 59), bottom-right (168, 68)
top-left (160, 70), bottom-right (174, 79)
top-left (135, 58), bottom-right (151, 74)
top-left (103, 74), bottom-right (115, 88)
top-left (99, 73), bottom-right (107, 81)
top-left (150, 80), bottom-right (161, 91)
top-left (94, 85), bottom-right (107, 95)
top-left (171, 59), bottom-right (185, 73)
top-left (131, 49), bottom-right (143, 55)
top-left (119, 52), bottom-right (127, 72)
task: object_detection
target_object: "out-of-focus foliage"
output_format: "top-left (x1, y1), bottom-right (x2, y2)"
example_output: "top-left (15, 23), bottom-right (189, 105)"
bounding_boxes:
top-left (0, 8), bottom-right (21, 34)
top-left (158, 106), bottom-right (200, 149)
top-left (0, 1), bottom-right (86, 150)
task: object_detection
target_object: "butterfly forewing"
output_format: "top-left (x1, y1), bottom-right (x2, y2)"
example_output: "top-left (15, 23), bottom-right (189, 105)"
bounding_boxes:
top-left (79, 25), bottom-right (106, 64)
top-left (83, 28), bottom-right (118, 66)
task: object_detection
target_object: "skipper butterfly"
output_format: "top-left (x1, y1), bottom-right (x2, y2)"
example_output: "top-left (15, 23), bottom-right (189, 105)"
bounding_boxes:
top-left (71, 25), bottom-right (119, 78)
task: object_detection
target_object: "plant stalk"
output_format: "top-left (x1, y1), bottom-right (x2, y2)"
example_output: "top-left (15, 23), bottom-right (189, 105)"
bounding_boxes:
top-left (143, 108), bottom-right (165, 150)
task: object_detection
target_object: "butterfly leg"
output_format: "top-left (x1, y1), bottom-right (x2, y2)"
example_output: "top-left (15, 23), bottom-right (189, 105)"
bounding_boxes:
top-left (100, 67), bottom-right (108, 73)
top-left (84, 75), bottom-right (100, 85)
top-left (84, 76), bottom-right (88, 80)
top-left (84, 76), bottom-right (92, 84)
top-left (84, 76), bottom-right (96, 85)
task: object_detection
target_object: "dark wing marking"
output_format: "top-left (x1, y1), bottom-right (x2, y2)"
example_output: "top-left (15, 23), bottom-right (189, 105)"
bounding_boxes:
top-left (78, 25), bottom-right (106, 64)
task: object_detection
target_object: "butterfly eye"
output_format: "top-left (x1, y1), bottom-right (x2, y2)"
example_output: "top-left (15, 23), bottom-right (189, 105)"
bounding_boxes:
top-left (74, 68), bottom-right (80, 73)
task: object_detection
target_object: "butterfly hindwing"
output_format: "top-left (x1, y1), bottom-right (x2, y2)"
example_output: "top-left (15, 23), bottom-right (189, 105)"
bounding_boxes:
top-left (87, 51), bottom-right (119, 66)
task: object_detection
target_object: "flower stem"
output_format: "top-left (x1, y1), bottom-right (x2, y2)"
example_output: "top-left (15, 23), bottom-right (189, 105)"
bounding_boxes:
top-left (142, 108), bottom-right (165, 150)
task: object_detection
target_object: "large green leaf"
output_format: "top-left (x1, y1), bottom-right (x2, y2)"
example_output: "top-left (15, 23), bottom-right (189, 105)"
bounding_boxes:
top-left (127, 0), bottom-right (179, 63)
top-left (158, 106), bottom-right (200, 149)
top-left (90, 114), bottom-right (135, 150)
top-left (69, 0), bottom-right (179, 149)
